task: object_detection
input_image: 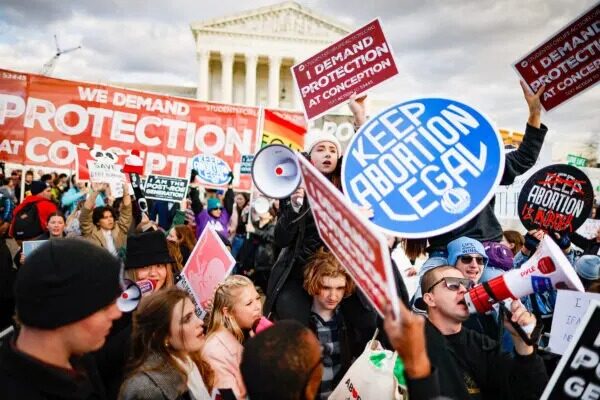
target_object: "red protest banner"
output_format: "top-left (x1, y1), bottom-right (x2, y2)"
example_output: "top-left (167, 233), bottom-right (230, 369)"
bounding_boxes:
top-left (297, 155), bottom-right (399, 317)
top-left (292, 19), bottom-right (398, 120)
top-left (513, 3), bottom-right (600, 111)
top-left (0, 68), bottom-right (260, 191)
top-left (180, 225), bottom-right (236, 311)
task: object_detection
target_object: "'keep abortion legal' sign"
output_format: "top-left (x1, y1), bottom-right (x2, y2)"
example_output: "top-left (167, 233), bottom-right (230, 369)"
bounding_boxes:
top-left (518, 164), bottom-right (593, 233)
top-left (514, 3), bottom-right (600, 111)
top-left (292, 19), bottom-right (398, 120)
top-left (144, 174), bottom-right (189, 203)
top-left (342, 98), bottom-right (504, 238)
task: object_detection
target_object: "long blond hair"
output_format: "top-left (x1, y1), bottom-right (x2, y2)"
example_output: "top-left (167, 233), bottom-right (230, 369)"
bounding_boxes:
top-left (207, 275), bottom-right (255, 343)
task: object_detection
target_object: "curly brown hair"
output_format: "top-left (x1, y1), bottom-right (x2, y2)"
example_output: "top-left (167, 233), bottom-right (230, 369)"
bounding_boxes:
top-left (303, 248), bottom-right (355, 297)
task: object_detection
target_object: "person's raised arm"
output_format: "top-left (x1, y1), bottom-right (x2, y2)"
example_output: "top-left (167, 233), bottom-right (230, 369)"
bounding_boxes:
top-left (520, 81), bottom-right (545, 130)
top-left (383, 301), bottom-right (439, 399)
top-left (348, 92), bottom-right (367, 130)
top-left (84, 183), bottom-right (105, 210)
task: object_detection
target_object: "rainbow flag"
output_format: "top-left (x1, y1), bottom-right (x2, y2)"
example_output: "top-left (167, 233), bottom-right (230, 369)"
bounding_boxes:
top-left (261, 109), bottom-right (306, 151)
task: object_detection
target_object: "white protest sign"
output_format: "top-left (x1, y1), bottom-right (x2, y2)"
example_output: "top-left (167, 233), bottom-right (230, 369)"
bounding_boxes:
top-left (576, 218), bottom-right (600, 240)
top-left (87, 151), bottom-right (125, 198)
top-left (548, 289), bottom-right (600, 355)
top-left (541, 300), bottom-right (600, 399)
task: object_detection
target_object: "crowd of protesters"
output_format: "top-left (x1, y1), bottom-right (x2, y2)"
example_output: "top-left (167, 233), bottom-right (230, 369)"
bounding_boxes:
top-left (0, 81), bottom-right (599, 400)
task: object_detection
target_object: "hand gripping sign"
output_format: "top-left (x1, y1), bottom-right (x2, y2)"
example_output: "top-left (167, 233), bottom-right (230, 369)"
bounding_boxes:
top-left (513, 3), bottom-right (600, 112)
top-left (298, 156), bottom-right (399, 318)
top-left (342, 98), bottom-right (504, 238)
top-left (518, 164), bottom-right (593, 233)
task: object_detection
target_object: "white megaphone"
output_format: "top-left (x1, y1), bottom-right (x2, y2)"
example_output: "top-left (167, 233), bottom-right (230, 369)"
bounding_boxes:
top-left (117, 279), bottom-right (156, 312)
top-left (464, 235), bottom-right (584, 314)
top-left (252, 144), bottom-right (302, 200)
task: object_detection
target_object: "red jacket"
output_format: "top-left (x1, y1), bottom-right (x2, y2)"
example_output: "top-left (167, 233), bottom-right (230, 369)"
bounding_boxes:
top-left (9, 195), bottom-right (58, 237)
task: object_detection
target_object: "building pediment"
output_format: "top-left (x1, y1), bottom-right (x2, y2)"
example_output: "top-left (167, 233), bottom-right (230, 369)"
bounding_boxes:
top-left (191, 1), bottom-right (350, 41)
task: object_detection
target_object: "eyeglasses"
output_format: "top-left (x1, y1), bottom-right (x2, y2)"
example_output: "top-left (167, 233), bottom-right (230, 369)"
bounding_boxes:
top-left (426, 277), bottom-right (475, 293)
top-left (459, 255), bottom-right (485, 265)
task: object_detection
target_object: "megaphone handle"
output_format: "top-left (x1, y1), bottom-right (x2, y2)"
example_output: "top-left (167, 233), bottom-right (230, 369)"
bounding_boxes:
top-left (498, 301), bottom-right (543, 347)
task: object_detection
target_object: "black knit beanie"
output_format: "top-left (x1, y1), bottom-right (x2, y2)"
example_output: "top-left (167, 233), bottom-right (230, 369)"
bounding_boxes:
top-left (125, 230), bottom-right (175, 270)
top-left (30, 180), bottom-right (48, 195)
top-left (15, 238), bottom-right (122, 329)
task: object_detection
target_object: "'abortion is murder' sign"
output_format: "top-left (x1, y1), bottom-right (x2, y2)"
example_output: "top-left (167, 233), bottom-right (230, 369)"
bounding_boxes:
top-left (518, 164), bottom-right (593, 233)
top-left (342, 98), bottom-right (504, 238)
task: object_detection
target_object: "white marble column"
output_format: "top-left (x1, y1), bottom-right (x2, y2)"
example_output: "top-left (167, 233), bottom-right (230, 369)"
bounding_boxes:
top-left (245, 53), bottom-right (258, 106)
top-left (221, 52), bottom-right (234, 104)
top-left (196, 49), bottom-right (210, 101)
top-left (268, 55), bottom-right (281, 108)
top-left (292, 57), bottom-right (303, 110)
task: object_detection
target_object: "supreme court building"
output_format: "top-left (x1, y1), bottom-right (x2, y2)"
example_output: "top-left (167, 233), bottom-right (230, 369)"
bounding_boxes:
top-left (190, 1), bottom-right (350, 109)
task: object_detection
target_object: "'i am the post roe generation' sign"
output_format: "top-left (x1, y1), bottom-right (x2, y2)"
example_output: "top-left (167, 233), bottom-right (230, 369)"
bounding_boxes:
top-left (292, 19), bottom-right (398, 120)
top-left (514, 3), bottom-right (600, 111)
top-left (342, 98), bottom-right (504, 238)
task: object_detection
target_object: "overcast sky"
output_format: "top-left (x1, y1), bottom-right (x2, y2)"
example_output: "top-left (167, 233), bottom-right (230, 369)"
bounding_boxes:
top-left (1, 0), bottom-right (598, 145)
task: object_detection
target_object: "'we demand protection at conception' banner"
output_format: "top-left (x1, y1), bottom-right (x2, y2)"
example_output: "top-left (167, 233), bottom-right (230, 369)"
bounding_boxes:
top-left (0, 69), bottom-right (261, 191)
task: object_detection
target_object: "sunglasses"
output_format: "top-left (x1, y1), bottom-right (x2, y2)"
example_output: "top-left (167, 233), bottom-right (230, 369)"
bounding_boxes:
top-left (459, 255), bottom-right (485, 265)
top-left (426, 277), bottom-right (475, 293)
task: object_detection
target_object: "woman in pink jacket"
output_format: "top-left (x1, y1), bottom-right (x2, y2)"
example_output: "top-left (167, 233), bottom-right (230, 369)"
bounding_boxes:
top-left (202, 275), bottom-right (263, 399)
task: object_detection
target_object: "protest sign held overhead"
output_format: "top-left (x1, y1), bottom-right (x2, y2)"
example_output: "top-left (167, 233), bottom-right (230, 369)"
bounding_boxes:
top-left (179, 225), bottom-right (236, 314)
top-left (541, 301), bottom-right (600, 399)
top-left (514, 3), bottom-right (600, 111)
top-left (342, 98), bottom-right (504, 238)
top-left (240, 155), bottom-right (254, 175)
top-left (298, 155), bottom-right (399, 318)
top-left (86, 149), bottom-right (125, 198)
top-left (548, 290), bottom-right (600, 355)
top-left (292, 19), bottom-right (398, 120)
top-left (191, 154), bottom-right (232, 187)
top-left (144, 174), bottom-right (189, 203)
top-left (0, 68), bottom-right (260, 191)
top-left (518, 164), bottom-right (593, 233)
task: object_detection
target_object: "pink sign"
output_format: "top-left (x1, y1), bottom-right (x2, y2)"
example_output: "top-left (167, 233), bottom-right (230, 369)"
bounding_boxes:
top-left (298, 156), bottom-right (399, 318)
top-left (180, 226), bottom-right (236, 311)
top-left (513, 3), bottom-right (600, 111)
top-left (292, 19), bottom-right (399, 120)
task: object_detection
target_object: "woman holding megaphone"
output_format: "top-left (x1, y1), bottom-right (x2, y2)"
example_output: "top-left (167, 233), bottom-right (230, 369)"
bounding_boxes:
top-left (264, 94), bottom-right (377, 327)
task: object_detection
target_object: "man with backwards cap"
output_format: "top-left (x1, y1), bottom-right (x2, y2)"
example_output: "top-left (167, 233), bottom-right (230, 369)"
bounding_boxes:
top-left (0, 238), bottom-right (123, 399)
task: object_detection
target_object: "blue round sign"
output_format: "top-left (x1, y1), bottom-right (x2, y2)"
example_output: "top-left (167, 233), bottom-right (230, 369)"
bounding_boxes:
top-left (192, 154), bottom-right (231, 186)
top-left (342, 98), bottom-right (504, 238)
